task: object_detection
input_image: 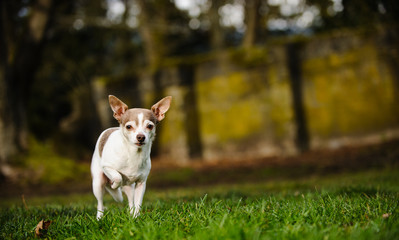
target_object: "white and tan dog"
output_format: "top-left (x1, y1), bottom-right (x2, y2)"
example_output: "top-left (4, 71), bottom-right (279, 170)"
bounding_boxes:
top-left (91, 95), bottom-right (172, 219)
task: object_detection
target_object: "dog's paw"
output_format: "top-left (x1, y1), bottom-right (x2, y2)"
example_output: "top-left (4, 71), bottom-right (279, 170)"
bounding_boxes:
top-left (96, 211), bottom-right (104, 220)
top-left (132, 208), bottom-right (141, 218)
top-left (111, 180), bottom-right (121, 189)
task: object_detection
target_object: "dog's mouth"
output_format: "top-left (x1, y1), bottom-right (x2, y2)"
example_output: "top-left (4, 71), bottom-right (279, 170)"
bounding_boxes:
top-left (135, 143), bottom-right (145, 147)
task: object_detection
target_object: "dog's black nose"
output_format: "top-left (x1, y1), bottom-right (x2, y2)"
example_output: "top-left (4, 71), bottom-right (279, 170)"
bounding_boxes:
top-left (137, 134), bottom-right (145, 143)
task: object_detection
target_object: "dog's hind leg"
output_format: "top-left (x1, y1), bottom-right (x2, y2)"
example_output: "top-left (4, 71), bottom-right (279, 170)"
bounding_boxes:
top-left (105, 185), bottom-right (123, 203)
top-left (92, 173), bottom-right (106, 220)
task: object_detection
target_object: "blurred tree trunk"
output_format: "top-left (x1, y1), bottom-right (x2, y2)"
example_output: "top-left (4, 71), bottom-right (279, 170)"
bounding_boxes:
top-left (210, 0), bottom-right (224, 50)
top-left (178, 64), bottom-right (203, 159)
top-left (91, 78), bottom-right (112, 129)
top-left (242, 0), bottom-right (262, 48)
top-left (148, 70), bottom-right (164, 157)
top-left (380, 0), bottom-right (399, 114)
top-left (383, 29), bottom-right (399, 115)
top-left (0, 1), bottom-right (16, 173)
top-left (136, 0), bottom-right (167, 157)
top-left (285, 42), bottom-right (310, 153)
top-left (0, 0), bottom-right (54, 176)
top-left (136, 0), bottom-right (165, 71)
top-left (59, 85), bottom-right (101, 159)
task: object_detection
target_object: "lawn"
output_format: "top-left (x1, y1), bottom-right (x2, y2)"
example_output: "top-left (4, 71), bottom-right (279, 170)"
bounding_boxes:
top-left (1, 167), bottom-right (398, 239)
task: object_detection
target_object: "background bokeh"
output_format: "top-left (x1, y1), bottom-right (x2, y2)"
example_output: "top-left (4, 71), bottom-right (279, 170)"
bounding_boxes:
top-left (0, 0), bottom-right (398, 189)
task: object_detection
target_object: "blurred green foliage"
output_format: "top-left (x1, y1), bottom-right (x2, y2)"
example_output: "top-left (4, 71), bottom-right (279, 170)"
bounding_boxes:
top-left (23, 138), bottom-right (88, 184)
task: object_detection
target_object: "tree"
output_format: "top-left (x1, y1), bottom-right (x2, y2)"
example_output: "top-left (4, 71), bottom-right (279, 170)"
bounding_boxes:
top-left (0, 0), bottom-right (56, 177)
top-left (242, 0), bottom-right (262, 48)
top-left (209, 0), bottom-right (225, 50)
top-left (286, 41), bottom-right (310, 153)
top-left (178, 63), bottom-right (203, 159)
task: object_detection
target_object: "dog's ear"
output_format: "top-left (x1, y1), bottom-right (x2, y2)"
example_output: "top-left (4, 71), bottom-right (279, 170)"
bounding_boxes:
top-left (151, 96), bottom-right (172, 122)
top-left (109, 95), bottom-right (128, 122)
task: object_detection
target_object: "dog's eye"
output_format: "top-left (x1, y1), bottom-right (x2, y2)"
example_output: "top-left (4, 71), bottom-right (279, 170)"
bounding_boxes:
top-left (147, 124), bottom-right (154, 130)
top-left (126, 125), bottom-right (133, 130)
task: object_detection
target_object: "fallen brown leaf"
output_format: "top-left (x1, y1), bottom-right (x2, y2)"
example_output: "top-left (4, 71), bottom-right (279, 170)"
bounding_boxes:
top-left (382, 213), bottom-right (391, 219)
top-left (35, 220), bottom-right (52, 238)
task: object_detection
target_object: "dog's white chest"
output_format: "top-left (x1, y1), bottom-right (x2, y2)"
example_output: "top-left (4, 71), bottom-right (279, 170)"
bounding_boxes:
top-left (119, 153), bottom-right (151, 184)
top-left (101, 131), bottom-right (151, 184)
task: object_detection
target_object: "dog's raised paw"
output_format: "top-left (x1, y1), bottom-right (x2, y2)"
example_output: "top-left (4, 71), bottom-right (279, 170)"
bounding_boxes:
top-left (111, 180), bottom-right (121, 189)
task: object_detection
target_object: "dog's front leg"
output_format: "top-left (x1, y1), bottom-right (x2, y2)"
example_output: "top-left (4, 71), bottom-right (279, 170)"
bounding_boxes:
top-left (102, 166), bottom-right (123, 189)
top-left (122, 183), bottom-right (135, 215)
top-left (133, 181), bottom-right (146, 217)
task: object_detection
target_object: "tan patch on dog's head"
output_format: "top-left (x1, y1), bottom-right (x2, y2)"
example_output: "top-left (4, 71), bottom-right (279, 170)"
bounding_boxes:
top-left (99, 128), bottom-right (118, 157)
top-left (121, 109), bottom-right (159, 126)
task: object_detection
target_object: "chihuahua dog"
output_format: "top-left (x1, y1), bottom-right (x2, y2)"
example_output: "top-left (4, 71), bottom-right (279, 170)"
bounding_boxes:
top-left (91, 95), bottom-right (172, 219)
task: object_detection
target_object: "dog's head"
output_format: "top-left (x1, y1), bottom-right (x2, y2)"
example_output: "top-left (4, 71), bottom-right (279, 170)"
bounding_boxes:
top-left (109, 95), bottom-right (172, 148)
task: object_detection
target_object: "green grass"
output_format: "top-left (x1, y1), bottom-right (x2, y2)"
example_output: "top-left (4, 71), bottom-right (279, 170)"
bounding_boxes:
top-left (1, 168), bottom-right (399, 239)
